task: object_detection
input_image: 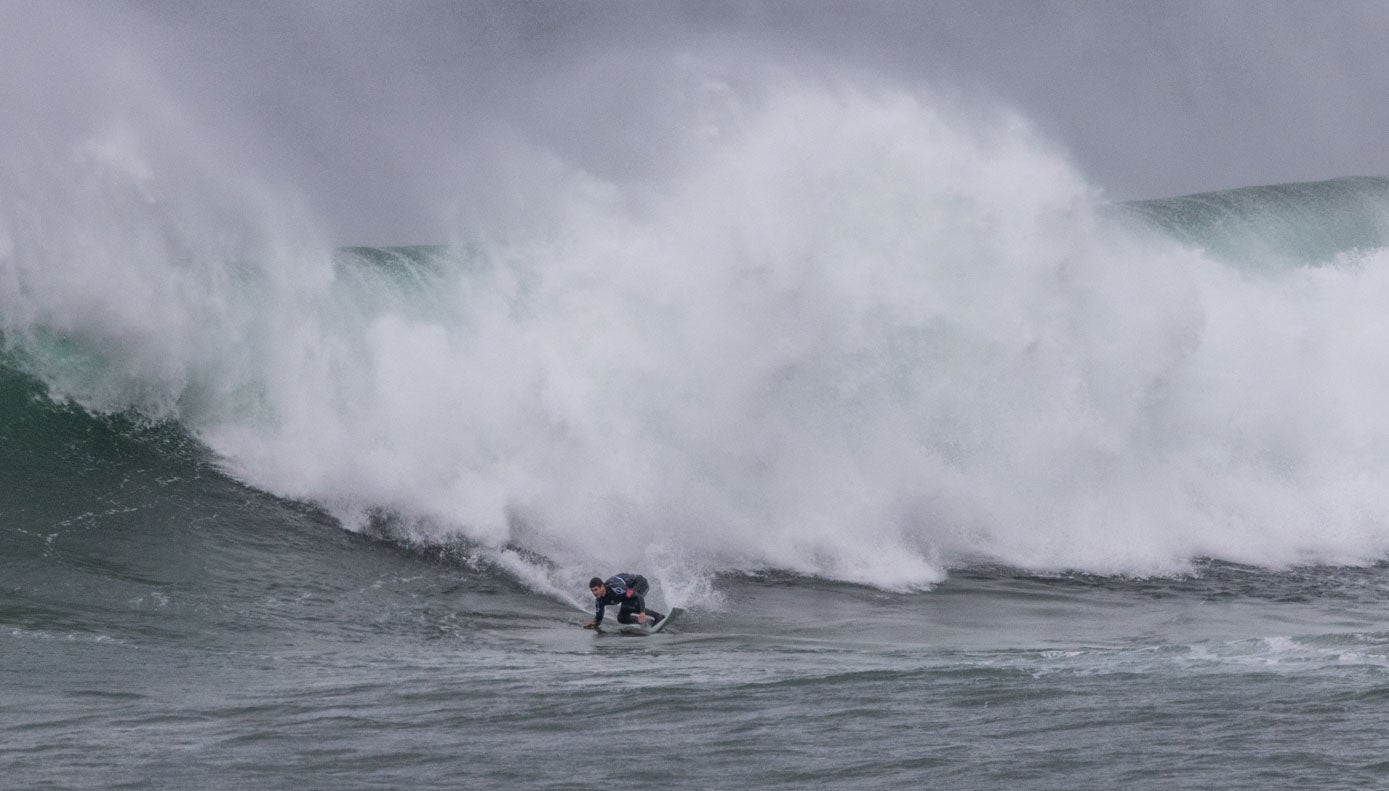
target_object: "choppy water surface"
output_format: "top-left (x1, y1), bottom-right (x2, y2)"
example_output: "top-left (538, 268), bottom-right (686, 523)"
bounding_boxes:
top-left (7, 464), bottom-right (1389, 790)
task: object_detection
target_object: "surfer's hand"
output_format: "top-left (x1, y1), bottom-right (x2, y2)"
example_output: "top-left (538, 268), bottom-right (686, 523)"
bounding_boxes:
top-left (583, 621), bottom-right (595, 629)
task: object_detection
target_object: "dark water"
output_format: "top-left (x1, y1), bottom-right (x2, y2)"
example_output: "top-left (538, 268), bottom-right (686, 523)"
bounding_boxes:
top-left (7, 374), bottom-right (1389, 790)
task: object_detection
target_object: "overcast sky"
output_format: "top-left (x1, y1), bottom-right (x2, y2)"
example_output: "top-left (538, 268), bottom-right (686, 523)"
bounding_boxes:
top-left (5, 0), bottom-right (1389, 244)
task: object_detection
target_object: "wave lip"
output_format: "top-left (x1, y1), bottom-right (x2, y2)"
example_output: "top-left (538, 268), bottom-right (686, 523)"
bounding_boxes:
top-left (1124, 176), bottom-right (1389, 267)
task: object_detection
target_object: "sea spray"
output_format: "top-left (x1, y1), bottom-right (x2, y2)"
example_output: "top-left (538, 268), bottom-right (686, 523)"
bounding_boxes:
top-left (5, 77), bottom-right (1389, 596)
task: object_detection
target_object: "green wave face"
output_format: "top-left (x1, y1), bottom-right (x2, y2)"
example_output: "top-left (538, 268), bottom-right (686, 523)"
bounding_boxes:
top-left (1123, 177), bottom-right (1389, 268)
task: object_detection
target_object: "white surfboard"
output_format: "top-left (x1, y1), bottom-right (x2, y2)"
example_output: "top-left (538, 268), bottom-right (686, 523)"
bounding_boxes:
top-left (591, 607), bottom-right (684, 636)
top-left (648, 607), bottom-right (683, 634)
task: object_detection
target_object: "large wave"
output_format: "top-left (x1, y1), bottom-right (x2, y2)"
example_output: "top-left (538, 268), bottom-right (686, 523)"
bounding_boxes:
top-left (5, 75), bottom-right (1389, 594)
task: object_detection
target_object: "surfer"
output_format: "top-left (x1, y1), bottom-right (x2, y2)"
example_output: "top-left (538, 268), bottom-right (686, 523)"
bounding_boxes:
top-left (583, 573), bottom-right (665, 629)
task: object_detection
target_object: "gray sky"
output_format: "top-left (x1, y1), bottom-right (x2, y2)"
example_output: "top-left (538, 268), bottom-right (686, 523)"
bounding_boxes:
top-left (5, 0), bottom-right (1389, 244)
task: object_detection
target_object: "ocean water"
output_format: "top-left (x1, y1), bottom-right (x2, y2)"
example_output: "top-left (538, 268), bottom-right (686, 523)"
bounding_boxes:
top-left (8, 81), bottom-right (1389, 788)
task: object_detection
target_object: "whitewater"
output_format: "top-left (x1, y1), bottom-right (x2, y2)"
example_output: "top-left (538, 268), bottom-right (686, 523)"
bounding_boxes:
top-left (9, 82), bottom-right (1389, 593)
top-left (9, 76), bottom-right (1389, 789)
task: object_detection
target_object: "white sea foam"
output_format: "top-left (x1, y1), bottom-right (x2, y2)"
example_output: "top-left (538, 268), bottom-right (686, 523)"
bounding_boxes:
top-left (7, 73), bottom-right (1389, 597)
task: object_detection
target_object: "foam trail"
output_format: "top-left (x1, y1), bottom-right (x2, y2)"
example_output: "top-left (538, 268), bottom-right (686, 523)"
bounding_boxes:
top-left (7, 72), bottom-right (1389, 595)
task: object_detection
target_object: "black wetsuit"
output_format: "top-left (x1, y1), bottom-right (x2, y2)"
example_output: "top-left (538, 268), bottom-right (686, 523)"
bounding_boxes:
top-left (592, 573), bottom-right (664, 626)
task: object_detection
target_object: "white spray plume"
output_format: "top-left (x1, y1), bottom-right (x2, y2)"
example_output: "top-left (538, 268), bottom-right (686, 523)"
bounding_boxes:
top-left (7, 60), bottom-right (1389, 600)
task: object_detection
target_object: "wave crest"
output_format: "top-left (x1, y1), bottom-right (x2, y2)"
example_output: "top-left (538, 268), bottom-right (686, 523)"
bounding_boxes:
top-left (6, 79), bottom-right (1389, 592)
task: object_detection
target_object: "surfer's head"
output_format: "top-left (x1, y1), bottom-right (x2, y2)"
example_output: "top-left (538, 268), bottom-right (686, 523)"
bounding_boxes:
top-left (589, 577), bottom-right (605, 597)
